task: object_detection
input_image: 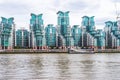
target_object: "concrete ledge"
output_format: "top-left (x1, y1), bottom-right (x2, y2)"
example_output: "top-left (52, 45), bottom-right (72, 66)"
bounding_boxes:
top-left (1, 49), bottom-right (120, 54)
top-left (0, 49), bottom-right (68, 54)
top-left (94, 49), bottom-right (120, 53)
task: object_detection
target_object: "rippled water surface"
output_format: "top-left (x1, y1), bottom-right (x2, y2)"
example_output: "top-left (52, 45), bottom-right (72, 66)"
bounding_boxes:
top-left (0, 53), bottom-right (120, 80)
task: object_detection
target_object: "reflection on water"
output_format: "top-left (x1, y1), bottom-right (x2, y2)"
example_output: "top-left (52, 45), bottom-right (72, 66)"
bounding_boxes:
top-left (0, 54), bottom-right (120, 80)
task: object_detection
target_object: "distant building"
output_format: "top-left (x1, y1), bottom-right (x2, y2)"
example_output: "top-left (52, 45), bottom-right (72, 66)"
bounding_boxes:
top-left (30, 13), bottom-right (46, 49)
top-left (0, 17), bottom-right (15, 50)
top-left (45, 24), bottom-right (56, 47)
top-left (0, 11), bottom-right (118, 50)
top-left (56, 11), bottom-right (74, 48)
top-left (16, 28), bottom-right (30, 48)
top-left (71, 25), bottom-right (81, 46)
top-left (104, 21), bottom-right (113, 48)
top-left (104, 21), bottom-right (120, 49)
top-left (80, 16), bottom-right (106, 49)
top-left (81, 16), bottom-right (96, 48)
top-left (94, 29), bottom-right (105, 49)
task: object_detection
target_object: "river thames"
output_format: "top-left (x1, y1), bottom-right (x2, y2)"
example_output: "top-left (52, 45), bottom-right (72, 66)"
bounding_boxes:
top-left (0, 53), bottom-right (120, 80)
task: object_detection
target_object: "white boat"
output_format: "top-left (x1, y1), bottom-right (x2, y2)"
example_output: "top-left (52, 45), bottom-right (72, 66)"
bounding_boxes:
top-left (68, 48), bottom-right (94, 54)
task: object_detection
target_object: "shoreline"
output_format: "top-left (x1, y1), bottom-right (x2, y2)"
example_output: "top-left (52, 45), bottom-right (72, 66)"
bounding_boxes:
top-left (0, 49), bottom-right (120, 54)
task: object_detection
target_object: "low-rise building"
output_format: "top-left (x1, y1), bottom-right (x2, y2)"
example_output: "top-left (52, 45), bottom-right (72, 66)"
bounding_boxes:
top-left (16, 28), bottom-right (30, 48)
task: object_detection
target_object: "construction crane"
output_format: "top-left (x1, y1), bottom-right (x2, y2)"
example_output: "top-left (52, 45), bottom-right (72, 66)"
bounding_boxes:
top-left (114, 3), bottom-right (120, 20)
top-left (114, 3), bottom-right (120, 30)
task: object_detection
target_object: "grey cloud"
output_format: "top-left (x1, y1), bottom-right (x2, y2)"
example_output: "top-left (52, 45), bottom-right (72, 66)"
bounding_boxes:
top-left (0, 2), bottom-right (30, 15)
top-left (67, 1), bottom-right (88, 10)
top-left (64, 1), bottom-right (87, 13)
top-left (64, 1), bottom-right (100, 13)
top-left (53, 0), bottom-right (61, 7)
top-left (50, 0), bottom-right (87, 12)
top-left (95, 17), bottom-right (114, 27)
top-left (96, 21), bottom-right (105, 26)
top-left (111, 0), bottom-right (120, 3)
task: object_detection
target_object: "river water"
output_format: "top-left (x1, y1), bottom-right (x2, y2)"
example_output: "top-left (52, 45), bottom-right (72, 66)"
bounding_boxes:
top-left (0, 53), bottom-right (120, 80)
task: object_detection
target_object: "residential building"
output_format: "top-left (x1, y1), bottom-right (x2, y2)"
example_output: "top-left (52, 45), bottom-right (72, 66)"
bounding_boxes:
top-left (16, 28), bottom-right (30, 48)
top-left (0, 17), bottom-right (15, 49)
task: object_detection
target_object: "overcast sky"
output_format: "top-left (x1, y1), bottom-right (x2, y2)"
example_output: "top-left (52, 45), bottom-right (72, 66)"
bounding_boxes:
top-left (0, 0), bottom-right (120, 30)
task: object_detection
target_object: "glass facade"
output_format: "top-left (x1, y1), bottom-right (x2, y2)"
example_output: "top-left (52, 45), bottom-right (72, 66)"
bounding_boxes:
top-left (72, 25), bottom-right (81, 46)
top-left (16, 29), bottom-right (29, 48)
top-left (0, 17), bottom-right (15, 49)
top-left (57, 11), bottom-right (74, 48)
top-left (30, 13), bottom-right (46, 49)
top-left (0, 11), bottom-right (120, 50)
top-left (104, 21), bottom-right (120, 49)
top-left (45, 24), bottom-right (56, 47)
